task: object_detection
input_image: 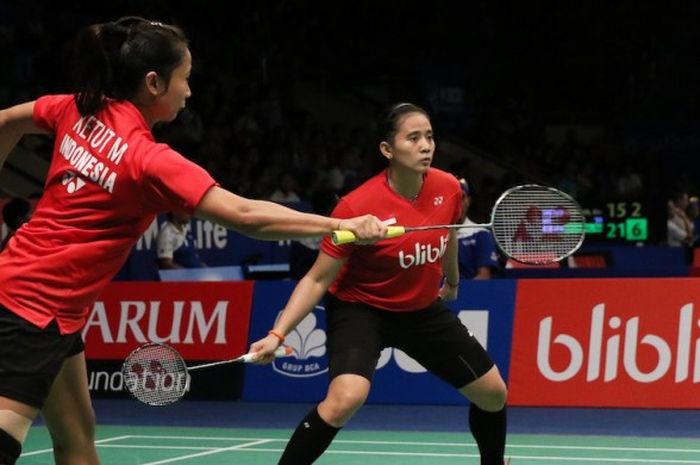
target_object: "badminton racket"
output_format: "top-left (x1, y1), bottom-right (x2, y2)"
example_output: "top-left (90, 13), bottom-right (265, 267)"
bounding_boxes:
top-left (332, 184), bottom-right (585, 264)
top-left (121, 343), bottom-right (292, 406)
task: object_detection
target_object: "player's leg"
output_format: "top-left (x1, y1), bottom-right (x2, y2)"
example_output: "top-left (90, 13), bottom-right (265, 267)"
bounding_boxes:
top-left (0, 308), bottom-right (73, 464)
top-left (397, 300), bottom-right (507, 465)
top-left (461, 366), bottom-right (508, 465)
top-left (41, 340), bottom-right (99, 465)
top-left (0, 398), bottom-right (35, 465)
top-left (278, 296), bottom-right (381, 465)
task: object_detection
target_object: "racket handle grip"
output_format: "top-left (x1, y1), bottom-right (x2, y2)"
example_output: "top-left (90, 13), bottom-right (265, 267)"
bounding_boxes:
top-left (332, 226), bottom-right (406, 244)
top-left (239, 346), bottom-right (293, 363)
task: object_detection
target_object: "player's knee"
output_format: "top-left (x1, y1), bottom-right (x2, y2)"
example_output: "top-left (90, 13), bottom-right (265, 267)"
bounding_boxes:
top-left (0, 427), bottom-right (22, 465)
top-left (325, 387), bottom-right (368, 418)
top-left (479, 385), bottom-right (508, 412)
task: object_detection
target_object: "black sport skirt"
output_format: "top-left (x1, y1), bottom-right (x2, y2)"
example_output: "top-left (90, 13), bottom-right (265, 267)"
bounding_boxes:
top-left (0, 305), bottom-right (84, 408)
top-left (325, 294), bottom-right (495, 389)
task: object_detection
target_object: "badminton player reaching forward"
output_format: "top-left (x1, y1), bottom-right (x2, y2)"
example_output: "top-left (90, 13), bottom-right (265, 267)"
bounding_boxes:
top-left (252, 102), bottom-right (508, 465)
top-left (0, 17), bottom-right (386, 465)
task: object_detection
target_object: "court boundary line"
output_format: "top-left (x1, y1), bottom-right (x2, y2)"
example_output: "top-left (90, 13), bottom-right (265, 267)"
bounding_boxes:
top-left (20, 435), bottom-right (132, 457)
top-left (140, 439), bottom-right (273, 465)
top-left (117, 434), bottom-right (700, 453)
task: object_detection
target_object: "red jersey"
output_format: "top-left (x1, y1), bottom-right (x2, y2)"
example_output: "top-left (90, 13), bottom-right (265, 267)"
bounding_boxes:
top-left (0, 95), bottom-right (216, 334)
top-left (321, 168), bottom-right (461, 311)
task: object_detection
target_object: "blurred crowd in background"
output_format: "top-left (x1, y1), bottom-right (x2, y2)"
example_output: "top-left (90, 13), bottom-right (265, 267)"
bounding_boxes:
top-left (1, 1), bottom-right (699, 249)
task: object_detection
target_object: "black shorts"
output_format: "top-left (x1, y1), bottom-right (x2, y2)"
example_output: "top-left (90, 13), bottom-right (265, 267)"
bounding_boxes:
top-left (325, 294), bottom-right (495, 389)
top-left (0, 305), bottom-right (85, 408)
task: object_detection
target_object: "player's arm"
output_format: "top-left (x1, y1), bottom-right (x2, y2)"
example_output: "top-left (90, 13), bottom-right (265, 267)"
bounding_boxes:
top-left (0, 102), bottom-right (47, 172)
top-left (195, 186), bottom-right (386, 242)
top-left (473, 266), bottom-right (492, 280)
top-left (439, 229), bottom-right (460, 301)
top-left (250, 251), bottom-right (345, 362)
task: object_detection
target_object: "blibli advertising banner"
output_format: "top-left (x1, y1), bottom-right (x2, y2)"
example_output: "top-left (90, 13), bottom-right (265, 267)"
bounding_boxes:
top-left (509, 278), bottom-right (700, 409)
top-left (243, 280), bottom-right (516, 404)
top-left (83, 281), bottom-right (254, 400)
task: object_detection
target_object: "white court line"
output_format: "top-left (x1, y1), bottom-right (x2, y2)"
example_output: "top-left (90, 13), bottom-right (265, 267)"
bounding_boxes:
top-left (218, 448), bottom-right (700, 464)
top-left (20, 435), bottom-right (132, 457)
top-left (141, 439), bottom-right (272, 465)
top-left (125, 435), bottom-right (700, 454)
top-left (99, 445), bottom-right (216, 450)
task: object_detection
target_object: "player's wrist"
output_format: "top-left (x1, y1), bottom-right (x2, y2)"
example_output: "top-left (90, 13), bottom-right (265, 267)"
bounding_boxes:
top-left (444, 277), bottom-right (460, 288)
top-left (268, 329), bottom-right (285, 344)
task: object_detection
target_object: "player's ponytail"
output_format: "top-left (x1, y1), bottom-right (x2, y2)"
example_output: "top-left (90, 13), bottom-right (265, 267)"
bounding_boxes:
top-left (71, 17), bottom-right (188, 117)
top-left (71, 22), bottom-right (128, 116)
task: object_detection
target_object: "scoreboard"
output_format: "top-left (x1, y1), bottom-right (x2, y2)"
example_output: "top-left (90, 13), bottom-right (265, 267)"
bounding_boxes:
top-left (582, 200), bottom-right (663, 243)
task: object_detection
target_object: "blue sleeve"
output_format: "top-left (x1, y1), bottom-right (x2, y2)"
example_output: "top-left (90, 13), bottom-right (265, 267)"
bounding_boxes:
top-left (474, 230), bottom-right (499, 268)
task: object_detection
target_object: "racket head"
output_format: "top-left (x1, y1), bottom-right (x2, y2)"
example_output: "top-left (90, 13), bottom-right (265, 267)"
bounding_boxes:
top-left (121, 343), bottom-right (190, 406)
top-left (490, 184), bottom-right (585, 264)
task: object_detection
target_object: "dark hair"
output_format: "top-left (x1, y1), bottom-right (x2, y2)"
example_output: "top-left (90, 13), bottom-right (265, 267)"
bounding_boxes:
top-left (70, 16), bottom-right (189, 116)
top-left (2, 197), bottom-right (31, 230)
top-left (377, 102), bottom-right (430, 146)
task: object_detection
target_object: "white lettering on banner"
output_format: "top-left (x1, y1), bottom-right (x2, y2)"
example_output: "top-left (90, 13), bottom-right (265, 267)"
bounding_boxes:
top-left (398, 235), bottom-right (449, 269)
top-left (135, 219), bottom-right (160, 250)
top-left (118, 301), bottom-right (148, 342)
top-left (82, 300), bottom-right (229, 344)
top-left (135, 219), bottom-right (228, 251)
top-left (537, 303), bottom-right (700, 383)
top-left (375, 310), bottom-right (489, 372)
top-left (146, 301), bottom-right (183, 343)
top-left (183, 301), bottom-right (228, 344)
top-left (195, 220), bottom-right (228, 249)
top-left (88, 370), bottom-right (124, 392)
top-left (82, 302), bottom-right (113, 342)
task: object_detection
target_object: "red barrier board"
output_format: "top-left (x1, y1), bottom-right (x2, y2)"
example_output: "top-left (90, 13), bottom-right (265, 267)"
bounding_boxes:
top-left (83, 281), bottom-right (254, 360)
top-left (509, 278), bottom-right (700, 408)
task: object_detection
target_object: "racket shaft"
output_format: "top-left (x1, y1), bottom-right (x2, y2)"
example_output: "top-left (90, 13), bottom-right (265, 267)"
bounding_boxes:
top-left (188, 346), bottom-right (292, 371)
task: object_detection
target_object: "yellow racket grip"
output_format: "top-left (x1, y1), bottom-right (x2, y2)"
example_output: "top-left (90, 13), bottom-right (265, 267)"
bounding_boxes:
top-left (332, 226), bottom-right (406, 244)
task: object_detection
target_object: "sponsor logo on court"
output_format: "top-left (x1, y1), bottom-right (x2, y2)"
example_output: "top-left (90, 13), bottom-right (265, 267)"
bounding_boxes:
top-left (273, 306), bottom-right (328, 378)
top-left (509, 279), bottom-right (700, 408)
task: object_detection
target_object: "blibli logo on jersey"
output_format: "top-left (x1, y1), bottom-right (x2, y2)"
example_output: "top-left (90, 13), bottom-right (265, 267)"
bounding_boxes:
top-left (398, 235), bottom-right (449, 269)
top-left (273, 306), bottom-right (328, 378)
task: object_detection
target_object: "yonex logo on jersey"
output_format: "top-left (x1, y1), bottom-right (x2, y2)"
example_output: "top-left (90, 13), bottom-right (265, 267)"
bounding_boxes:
top-left (433, 196), bottom-right (443, 205)
top-left (62, 171), bottom-right (86, 194)
top-left (398, 235), bottom-right (448, 269)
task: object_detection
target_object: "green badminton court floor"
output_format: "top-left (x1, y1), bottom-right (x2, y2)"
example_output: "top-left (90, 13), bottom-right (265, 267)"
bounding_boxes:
top-left (20, 425), bottom-right (700, 464)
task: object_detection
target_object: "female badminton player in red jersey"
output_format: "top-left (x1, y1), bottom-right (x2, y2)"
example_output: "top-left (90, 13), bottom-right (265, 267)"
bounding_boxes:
top-left (252, 102), bottom-right (509, 465)
top-left (0, 17), bottom-right (385, 465)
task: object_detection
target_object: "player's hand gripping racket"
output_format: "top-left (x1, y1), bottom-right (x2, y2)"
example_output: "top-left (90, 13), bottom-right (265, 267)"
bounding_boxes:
top-left (121, 343), bottom-right (292, 406)
top-left (332, 184), bottom-right (585, 265)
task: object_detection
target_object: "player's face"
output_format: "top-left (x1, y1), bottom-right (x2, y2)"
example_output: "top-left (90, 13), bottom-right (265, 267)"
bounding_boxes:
top-left (389, 113), bottom-right (435, 174)
top-left (158, 48), bottom-right (192, 123)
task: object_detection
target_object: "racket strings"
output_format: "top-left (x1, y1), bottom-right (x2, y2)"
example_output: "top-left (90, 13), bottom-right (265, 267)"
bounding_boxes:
top-left (122, 344), bottom-right (189, 406)
top-left (492, 186), bottom-right (585, 264)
